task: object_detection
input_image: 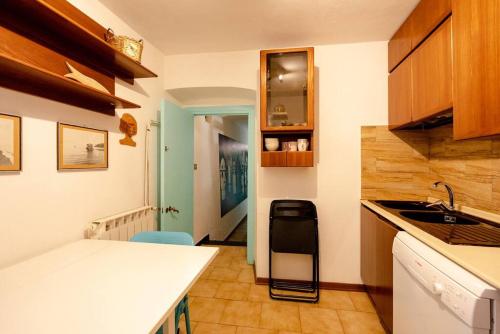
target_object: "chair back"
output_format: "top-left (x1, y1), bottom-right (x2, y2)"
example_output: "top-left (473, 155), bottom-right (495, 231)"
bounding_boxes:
top-left (130, 231), bottom-right (194, 246)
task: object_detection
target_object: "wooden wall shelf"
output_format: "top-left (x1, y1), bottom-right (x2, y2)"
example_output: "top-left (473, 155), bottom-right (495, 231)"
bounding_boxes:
top-left (1, 0), bottom-right (157, 82)
top-left (0, 54), bottom-right (139, 115)
top-left (261, 151), bottom-right (313, 167)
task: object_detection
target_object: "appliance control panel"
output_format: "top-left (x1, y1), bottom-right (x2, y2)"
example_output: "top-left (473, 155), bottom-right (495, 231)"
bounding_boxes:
top-left (393, 239), bottom-right (491, 330)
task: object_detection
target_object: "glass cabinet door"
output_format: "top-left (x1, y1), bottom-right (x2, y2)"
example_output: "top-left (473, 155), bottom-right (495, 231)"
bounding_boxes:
top-left (261, 48), bottom-right (313, 130)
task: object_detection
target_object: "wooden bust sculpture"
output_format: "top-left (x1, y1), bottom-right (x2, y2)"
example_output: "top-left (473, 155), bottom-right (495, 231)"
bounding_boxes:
top-left (119, 113), bottom-right (137, 147)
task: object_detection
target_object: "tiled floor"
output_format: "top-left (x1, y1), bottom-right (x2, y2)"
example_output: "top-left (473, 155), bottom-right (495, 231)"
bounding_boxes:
top-left (178, 245), bottom-right (385, 334)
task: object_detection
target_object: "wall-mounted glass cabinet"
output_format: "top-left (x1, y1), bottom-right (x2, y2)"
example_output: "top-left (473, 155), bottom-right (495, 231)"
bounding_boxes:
top-left (260, 47), bottom-right (315, 167)
top-left (260, 47), bottom-right (314, 131)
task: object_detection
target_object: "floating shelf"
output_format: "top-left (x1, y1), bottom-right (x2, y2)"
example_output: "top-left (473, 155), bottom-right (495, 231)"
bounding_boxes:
top-left (1, 0), bottom-right (158, 82)
top-left (0, 53), bottom-right (140, 115)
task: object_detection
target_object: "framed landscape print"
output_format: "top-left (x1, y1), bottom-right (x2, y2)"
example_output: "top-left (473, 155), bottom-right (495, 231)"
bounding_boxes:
top-left (0, 114), bottom-right (21, 172)
top-left (57, 123), bottom-right (108, 170)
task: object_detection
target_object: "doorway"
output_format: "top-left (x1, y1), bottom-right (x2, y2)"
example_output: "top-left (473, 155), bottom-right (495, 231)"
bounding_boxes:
top-left (193, 114), bottom-right (249, 247)
top-left (159, 102), bottom-right (256, 264)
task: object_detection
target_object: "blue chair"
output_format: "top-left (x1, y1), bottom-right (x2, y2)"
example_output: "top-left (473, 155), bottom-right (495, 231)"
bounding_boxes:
top-left (130, 231), bottom-right (194, 334)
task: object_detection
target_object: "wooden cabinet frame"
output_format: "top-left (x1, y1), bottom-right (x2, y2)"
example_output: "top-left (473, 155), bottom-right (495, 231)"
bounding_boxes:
top-left (260, 47), bottom-right (315, 167)
top-left (260, 47), bottom-right (315, 132)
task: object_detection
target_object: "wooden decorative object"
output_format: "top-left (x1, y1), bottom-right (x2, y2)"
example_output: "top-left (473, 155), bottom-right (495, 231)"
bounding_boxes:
top-left (0, 113), bottom-right (21, 172)
top-left (64, 62), bottom-right (110, 94)
top-left (119, 113), bottom-right (138, 147)
top-left (57, 123), bottom-right (108, 170)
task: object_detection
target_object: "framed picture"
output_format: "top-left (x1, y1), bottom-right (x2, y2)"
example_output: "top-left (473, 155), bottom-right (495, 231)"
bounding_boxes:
top-left (219, 134), bottom-right (248, 217)
top-left (0, 113), bottom-right (21, 172)
top-left (57, 123), bottom-right (108, 170)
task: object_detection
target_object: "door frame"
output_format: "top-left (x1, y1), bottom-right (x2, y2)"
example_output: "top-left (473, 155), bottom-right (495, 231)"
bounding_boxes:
top-left (187, 105), bottom-right (256, 265)
top-left (160, 102), bottom-right (256, 264)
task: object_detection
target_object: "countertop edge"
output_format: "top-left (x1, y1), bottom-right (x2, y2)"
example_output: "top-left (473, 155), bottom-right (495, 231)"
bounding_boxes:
top-left (361, 199), bottom-right (500, 290)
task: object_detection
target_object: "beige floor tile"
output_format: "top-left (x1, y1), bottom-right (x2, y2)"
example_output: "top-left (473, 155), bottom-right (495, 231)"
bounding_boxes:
top-left (209, 267), bottom-right (241, 281)
top-left (189, 279), bottom-right (221, 298)
top-left (338, 310), bottom-right (385, 334)
top-left (237, 267), bottom-right (255, 283)
top-left (236, 327), bottom-right (276, 334)
top-left (313, 290), bottom-right (355, 311)
top-left (220, 300), bottom-right (262, 328)
top-left (259, 302), bottom-right (301, 332)
top-left (248, 284), bottom-right (271, 303)
top-left (212, 255), bottom-right (234, 267)
top-left (194, 323), bottom-right (237, 334)
top-left (225, 246), bottom-right (247, 257)
top-left (215, 282), bottom-right (251, 301)
top-left (230, 257), bottom-right (251, 271)
top-left (190, 297), bottom-right (228, 323)
top-left (200, 267), bottom-right (213, 280)
top-left (299, 306), bottom-right (344, 334)
top-left (348, 292), bottom-right (375, 313)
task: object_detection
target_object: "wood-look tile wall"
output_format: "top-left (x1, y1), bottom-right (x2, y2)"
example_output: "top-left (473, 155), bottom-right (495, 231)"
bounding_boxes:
top-left (361, 125), bottom-right (500, 214)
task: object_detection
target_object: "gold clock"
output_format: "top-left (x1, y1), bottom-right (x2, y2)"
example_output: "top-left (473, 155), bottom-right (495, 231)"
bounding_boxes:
top-left (105, 28), bottom-right (144, 63)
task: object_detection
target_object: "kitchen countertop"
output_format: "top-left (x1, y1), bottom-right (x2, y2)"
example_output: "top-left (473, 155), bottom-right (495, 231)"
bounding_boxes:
top-left (361, 199), bottom-right (500, 290)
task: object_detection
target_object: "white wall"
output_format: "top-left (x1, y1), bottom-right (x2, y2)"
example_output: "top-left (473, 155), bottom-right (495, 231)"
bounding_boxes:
top-left (0, 0), bottom-right (165, 268)
top-left (165, 41), bottom-right (388, 284)
top-left (193, 116), bottom-right (248, 243)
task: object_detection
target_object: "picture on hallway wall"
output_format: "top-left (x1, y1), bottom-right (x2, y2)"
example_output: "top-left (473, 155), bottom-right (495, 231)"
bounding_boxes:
top-left (58, 123), bottom-right (108, 170)
top-left (0, 113), bottom-right (21, 172)
top-left (219, 134), bottom-right (248, 217)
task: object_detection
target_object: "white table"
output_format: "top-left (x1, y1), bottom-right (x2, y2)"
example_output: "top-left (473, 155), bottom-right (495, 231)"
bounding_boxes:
top-left (0, 239), bottom-right (218, 334)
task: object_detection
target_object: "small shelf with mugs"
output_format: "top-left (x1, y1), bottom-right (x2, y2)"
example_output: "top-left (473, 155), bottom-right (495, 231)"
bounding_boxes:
top-left (262, 132), bottom-right (313, 167)
top-left (260, 47), bottom-right (315, 167)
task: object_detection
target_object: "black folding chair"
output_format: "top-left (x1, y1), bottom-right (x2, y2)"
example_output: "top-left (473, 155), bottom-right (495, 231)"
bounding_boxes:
top-left (269, 200), bottom-right (319, 303)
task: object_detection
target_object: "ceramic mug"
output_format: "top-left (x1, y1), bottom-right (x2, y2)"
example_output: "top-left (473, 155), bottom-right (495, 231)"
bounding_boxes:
top-left (288, 141), bottom-right (298, 152)
top-left (264, 138), bottom-right (279, 151)
top-left (281, 142), bottom-right (289, 151)
top-left (298, 139), bottom-right (309, 152)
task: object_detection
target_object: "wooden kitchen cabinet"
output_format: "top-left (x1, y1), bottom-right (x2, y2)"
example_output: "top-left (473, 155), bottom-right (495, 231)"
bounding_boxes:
top-left (388, 58), bottom-right (412, 129)
top-left (411, 17), bottom-right (453, 121)
top-left (388, 18), bottom-right (412, 72)
top-left (388, 17), bottom-right (452, 129)
top-left (260, 47), bottom-right (315, 167)
top-left (361, 205), bottom-right (400, 333)
top-left (453, 0), bottom-right (500, 139)
top-left (410, 0), bottom-right (451, 48)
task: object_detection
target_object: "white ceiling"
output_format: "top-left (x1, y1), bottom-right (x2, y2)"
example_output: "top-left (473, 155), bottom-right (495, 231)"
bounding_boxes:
top-left (99, 0), bottom-right (419, 55)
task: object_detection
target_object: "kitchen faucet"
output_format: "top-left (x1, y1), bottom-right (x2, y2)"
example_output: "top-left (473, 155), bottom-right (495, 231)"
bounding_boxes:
top-left (427, 181), bottom-right (455, 211)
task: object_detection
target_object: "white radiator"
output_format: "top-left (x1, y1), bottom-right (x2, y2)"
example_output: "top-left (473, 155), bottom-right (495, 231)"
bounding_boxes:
top-left (86, 206), bottom-right (156, 241)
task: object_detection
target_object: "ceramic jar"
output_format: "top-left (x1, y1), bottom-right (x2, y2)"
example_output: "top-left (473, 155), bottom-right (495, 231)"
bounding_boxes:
top-left (298, 139), bottom-right (309, 151)
top-left (288, 141), bottom-right (298, 152)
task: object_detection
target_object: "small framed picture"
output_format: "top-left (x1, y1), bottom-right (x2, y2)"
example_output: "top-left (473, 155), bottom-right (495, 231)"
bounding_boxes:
top-left (57, 123), bottom-right (108, 170)
top-left (0, 113), bottom-right (21, 172)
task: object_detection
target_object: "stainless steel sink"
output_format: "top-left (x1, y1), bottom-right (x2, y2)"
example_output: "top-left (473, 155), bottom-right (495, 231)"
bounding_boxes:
top-left (375, 200), bottom-right (439, 211)
top-left (399, 211), bottom-right (480, 225)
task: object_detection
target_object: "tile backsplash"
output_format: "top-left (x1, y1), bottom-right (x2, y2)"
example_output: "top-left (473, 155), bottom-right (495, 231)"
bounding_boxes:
top-left (361, 125), bottom-right (500, 214)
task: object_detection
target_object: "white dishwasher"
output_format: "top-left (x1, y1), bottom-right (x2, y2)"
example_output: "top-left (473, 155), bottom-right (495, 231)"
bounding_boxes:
top-left (393, 232), bottom-right (499, 334)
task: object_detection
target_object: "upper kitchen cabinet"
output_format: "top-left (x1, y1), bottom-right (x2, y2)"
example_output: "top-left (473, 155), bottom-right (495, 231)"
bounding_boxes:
top-left (388, 58), bottom-right (412, 129)
top-left (410, 0), bottom-right (451, 49)
top-left (453, 0), bottom-right (500, 140)
top-left (411, 18), bottom-right (452, 121)
top-left (388, 0), bottom-right (451, 73)
top-left (388, 18), bottom-right (412, 73)
top-left (260, 47), bottom-right (314, 132)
